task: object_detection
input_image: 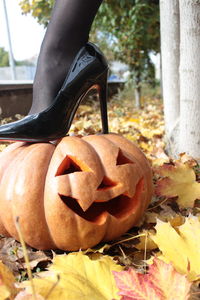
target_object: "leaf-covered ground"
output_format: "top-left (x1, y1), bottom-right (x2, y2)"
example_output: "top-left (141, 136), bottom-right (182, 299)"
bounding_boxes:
top-left (0, 96), bottom-right (200, 300)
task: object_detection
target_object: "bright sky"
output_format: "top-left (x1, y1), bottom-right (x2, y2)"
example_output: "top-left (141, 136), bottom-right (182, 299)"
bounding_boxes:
top-left (0, 0), bottom-right (46, 61)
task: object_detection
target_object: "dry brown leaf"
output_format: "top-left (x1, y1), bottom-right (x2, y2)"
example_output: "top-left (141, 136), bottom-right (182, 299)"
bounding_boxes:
top-left (0, 237), bottom-right (50, 274)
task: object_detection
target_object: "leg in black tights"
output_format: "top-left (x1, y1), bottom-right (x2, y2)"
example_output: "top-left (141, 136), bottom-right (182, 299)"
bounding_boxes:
top-left (29, 0), bottom-right (103, 115)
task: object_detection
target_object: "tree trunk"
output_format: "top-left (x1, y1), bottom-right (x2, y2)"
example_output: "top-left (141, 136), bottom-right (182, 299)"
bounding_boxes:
top-left (160, 0), bottom-right (180, 155)
top-left (179, 0), bottom-right (200, 159)
top-left (134, 73), bottom-right (141, 109)
top-left (135, 86), bottom-right (141, 109)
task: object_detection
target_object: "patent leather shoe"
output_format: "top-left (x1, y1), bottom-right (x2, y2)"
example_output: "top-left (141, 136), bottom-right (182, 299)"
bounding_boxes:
top-left (0, 43), bottom-right (109, 142)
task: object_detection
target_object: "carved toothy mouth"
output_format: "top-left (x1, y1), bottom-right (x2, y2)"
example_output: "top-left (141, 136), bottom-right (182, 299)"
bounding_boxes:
top-left (59, 178), bottom-right (144, 225)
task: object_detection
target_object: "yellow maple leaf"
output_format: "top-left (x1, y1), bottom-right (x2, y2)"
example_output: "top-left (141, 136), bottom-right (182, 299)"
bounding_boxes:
top-left (22, 252), bottom-right (123, 300)
top-left (0, 261), bottom-right (17, 299)
top-left (151, 216), bottom-right (200, 281)
top-left (155, 161), bottom-right (200, 208)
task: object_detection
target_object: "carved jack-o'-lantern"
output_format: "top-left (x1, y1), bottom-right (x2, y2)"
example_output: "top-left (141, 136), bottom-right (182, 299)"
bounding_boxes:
top-left (0, 134), bottom-right (153, 251)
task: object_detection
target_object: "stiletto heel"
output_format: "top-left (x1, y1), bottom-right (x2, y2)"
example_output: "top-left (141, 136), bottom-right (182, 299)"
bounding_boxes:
top-left (0, 43), bottom-right (109, 142)
top-left (97, 70), bottom-right (109, 134)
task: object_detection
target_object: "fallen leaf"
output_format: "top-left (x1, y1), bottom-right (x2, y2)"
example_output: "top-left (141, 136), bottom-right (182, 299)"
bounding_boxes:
top-left (150, 147), bottom-right (169, 166)
top-left (151, 158), bottom-right (169, 167)
top-left (179, 153), bottom-right (197, 167)
top-left (140, 128), bottom-right (163, 139)
top-left (0, 237), bottom-right (50, 274)
top-left (124, 118), bottom-right (140, 125)
top-left (0, 261), bottom-right (18, 299)
top-left (22, 251), bottom-right (51, 270)
top-left (76, 104), bottom-right (93, 116)
top-left (139, 141), bottom-right (153, 152)
top-left (144, 211), bottom-right (159, 223)
top-left (113, 257), bottom-right (191, 300)
top-left (155, 162), bottom-right (200, 208)
top-left (21, 252), bottom-right (123, 300)
top-left (84, 244), bottom-right (111, 254)
top-left (151, 215), bottom-right (200, 281)
top-left (14, 291), bottom-right (44, 300)
top-left (134, 230), bottom-right (158, 251)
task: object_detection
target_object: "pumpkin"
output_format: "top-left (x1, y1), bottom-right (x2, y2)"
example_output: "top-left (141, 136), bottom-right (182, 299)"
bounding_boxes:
top-left (0, 134), bottom-right (153, 251)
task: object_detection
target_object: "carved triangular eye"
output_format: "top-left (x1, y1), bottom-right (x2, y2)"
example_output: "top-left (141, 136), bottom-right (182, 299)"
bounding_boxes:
top-left (97, 176), bottom-right (116, 190)
top-left (116, 149), bottom-right (134, 165)
top-left (55, 156), bottom-right (82, 176)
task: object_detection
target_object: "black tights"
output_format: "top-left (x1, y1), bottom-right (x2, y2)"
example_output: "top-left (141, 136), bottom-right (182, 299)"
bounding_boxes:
top-left (29, 0), bottom-right (103, 114)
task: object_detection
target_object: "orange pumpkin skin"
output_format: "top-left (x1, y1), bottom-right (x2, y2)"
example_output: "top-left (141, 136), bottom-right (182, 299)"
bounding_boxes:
top-left (0, 134), bottom-right (153, 251)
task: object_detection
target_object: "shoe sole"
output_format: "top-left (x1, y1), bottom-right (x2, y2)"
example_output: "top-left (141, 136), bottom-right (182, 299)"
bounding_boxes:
top-left (0, 136), bottom-right (64, 143)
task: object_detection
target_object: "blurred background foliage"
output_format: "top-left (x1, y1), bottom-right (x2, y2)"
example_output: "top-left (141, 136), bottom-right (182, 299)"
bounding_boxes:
top-left (19, 0), bottom-right (160, 104)
top-left (0, 47), bottom-right (34, 67)
top-left (0, 47), bottom-right (9, 67)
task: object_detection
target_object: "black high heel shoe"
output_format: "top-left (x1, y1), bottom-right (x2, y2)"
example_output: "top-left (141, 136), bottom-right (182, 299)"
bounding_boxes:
top-left (0, 43), bottom-right (109, 142)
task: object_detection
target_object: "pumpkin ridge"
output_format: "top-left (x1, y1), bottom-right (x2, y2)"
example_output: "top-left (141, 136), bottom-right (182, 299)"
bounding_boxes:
top-left (1, 143), bottom-right (56, 249)
top-left (0, 145), bottom-right (27, 237)
top-left (20, 144), bottom-right (57, 249)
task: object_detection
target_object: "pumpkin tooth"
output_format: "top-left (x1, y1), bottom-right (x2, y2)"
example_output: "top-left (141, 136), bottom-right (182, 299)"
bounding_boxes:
top-left (76, 197), bottom-right (94, 212)
top-left (58, 192), bottom-right (93, 211)
top-left (59, 195), bottom-right (108, 225)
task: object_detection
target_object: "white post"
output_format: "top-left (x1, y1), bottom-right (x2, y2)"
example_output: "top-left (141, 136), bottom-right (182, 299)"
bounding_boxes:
top-left (3, 0), bottom-right (16, 80)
